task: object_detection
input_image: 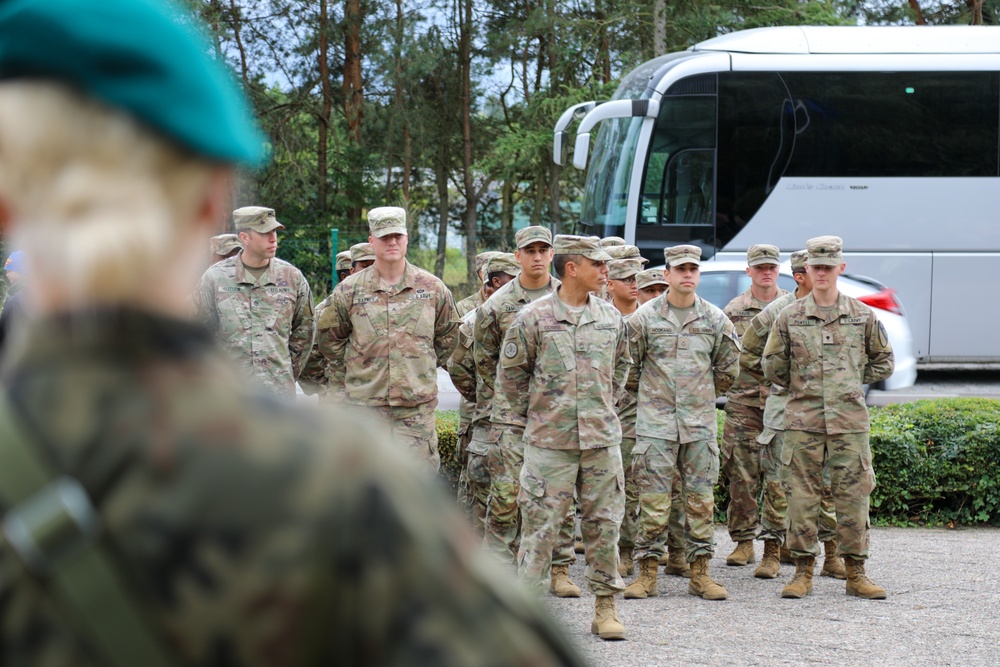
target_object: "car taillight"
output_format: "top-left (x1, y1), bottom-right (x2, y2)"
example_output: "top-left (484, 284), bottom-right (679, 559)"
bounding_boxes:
top-left (858, 288), bottom-right (903, 316)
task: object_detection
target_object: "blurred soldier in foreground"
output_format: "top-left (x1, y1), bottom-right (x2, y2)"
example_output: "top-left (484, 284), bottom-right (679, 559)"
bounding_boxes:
top-left (0, 0), bottom-right (587, 665)
top-left (315, 207), bottom-right (459, 472)
top-left (196, 206), bottom-right (315, 396)
top-left (625, 245), bottom-right (739, 601)
top-left (449, 253), bottom-right (519, 533)
top-left (209, 233), bottom-right (242, 264)
top-left (495, 235), bottom-right (630, 641)
top-left (763, 236), bottom-right (894, 600)
top-left (721, 244), bottom-right (788, 569)
top-left (0, 251), bottom-right (27, 351)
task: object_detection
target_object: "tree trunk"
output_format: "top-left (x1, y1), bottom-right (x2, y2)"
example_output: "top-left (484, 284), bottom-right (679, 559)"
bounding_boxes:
top-left (500, 179), bottom-right (514, 250)
top-left (459, 0), bottom-right (478, 284)
top-left (343, 0), bottom-right (364, 230)
top-left (968, 0), bottom-right (984, 24)
top-left (434, 148), bottom-right (449, 278)
top-left (229, 0), bottom-right (250, 89)
top-left (908, 0), bottom-right (927, 24)
top-left (317, 0), bottom-right (332, 214)
top-left (653, 0), bottom-right (667, 55)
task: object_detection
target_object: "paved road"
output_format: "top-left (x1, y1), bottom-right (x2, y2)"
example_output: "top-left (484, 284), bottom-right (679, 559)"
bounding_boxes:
top-left (539, 526), bottom-right (999, 666)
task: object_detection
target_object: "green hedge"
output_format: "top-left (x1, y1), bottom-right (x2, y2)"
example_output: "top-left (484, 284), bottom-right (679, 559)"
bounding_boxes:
top-left (437, 398), bottom-right (1000, 527)
top-left (436, 411), bottom-right (461, 493)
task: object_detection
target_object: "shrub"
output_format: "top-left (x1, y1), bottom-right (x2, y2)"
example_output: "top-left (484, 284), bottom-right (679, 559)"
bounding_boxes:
top-left (436, 410), bottom-right (462, 493)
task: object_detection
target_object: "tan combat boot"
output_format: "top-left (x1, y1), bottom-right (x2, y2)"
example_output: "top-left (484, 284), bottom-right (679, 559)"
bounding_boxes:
top-left (663, 545), bottom-right (691, 578)
top-left (754, 540), bottom-right (781, 579)
top-left (820, 540), bottom-right (847, 579)
top-left (618, 546), bottom-right (635, 577)
top-left (844, 557), bottom-right (887, 599)
top-left (726, 540), bottom-right (756, 566)
top-left (658, 552), bottom-right (670, 565)
top-left (591, 595), bottom-right (626, 640)
top-left (549, 564), bottom-right (582, 598)
top-left (779, 544), bottom-right (795, 564)
top-left (623, 556), bottom-right (659, 599)
top-left (688, 554), bottom-right (728, 600)
top-left (781, 556), bottom-right (815, 598)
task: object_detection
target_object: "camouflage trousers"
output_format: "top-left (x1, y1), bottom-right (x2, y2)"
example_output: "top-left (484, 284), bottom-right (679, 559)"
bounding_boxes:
top-left (781, 430), bottom-right (876, 560)
top-left (486, 425), bottom-right (576, 566)
top-left (619, 436), bottom-right (686, 550)
top-left (518, 444), bottom-right (626, 596)
top-left (367, 400), bottom-right (440, 473)
top-left (768, 429), bottom-right (839, 544)
top-left (464, 423), bottom-right (497, 538)
top-left (633, 436), bottom-right (719, 562)
top-left (722, 402), bottom-right (784, 543)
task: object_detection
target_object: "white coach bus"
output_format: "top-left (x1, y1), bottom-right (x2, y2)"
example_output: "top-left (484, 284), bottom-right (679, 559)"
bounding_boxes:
top-left (555, 26), bottom-right (1000, 363)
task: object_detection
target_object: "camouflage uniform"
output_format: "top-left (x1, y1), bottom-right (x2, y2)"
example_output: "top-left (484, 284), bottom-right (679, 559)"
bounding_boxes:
top-left (449, 309), bottom-right (486, 530)
top-left (495, 288), bottom-right (630, 595)
top-left (721, 274), bottom-right (789, 545)
top-left (456, 289), bottom-right (486, 318)
top-left (629, 294), bottom-right (740, 561)
top-left (763, 289), bottom-right (894, 560)
top-left (315, 259), bottom-right (459, 472)
top-left (474, 233), bottom-right (577, 567)
top-left (0, 311), bottom-right (587, 667)
top-left (195, 251), bottom-right (315, 396)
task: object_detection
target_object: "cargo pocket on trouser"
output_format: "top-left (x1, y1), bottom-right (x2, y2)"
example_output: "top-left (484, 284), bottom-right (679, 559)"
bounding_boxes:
top-left (859, 446), bottom-right (877, 496)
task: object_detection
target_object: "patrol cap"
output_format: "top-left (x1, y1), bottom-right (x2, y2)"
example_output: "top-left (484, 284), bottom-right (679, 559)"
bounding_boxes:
top-left (806, 235), bottom-right (844, 266)
top-left (606, 244), bottom-right (649, 265)
top-left (553, 235), bottom-right (613, 261)
top-left (4, 250), bottom-right (25, 274)
top-left (368, 207), bottom-right (407, 238)
top-left (486, 253), bottom-right (520, 277)
top-left (747, 244), bottom-right (781, 267)
top-left (600, 236), bottom-right (626, 248)
top-left (233, 206), bottom-right (284, 234)
top-left (350, 242), bottom-right (376, 263)
top-left (790, 250), bottom-right (808, 273)
top-left (515, 225), bottom-right (552, 249)
top-left (608, 258), bottom-right (642, 280)
top-left (664, 244), bottom-right (702, 268)
top-left (475, 251), bottom-right (501, 274)
top-left (636, 269), bottom-right (668, 290)
top-left (209, 234), bottom-right (241, 257)
top-left (0, 0), bottom-right (266, 166)
top-left (335, 251), bottom-right (352, 271)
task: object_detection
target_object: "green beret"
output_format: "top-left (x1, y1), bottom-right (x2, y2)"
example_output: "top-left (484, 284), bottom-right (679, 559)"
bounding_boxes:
top-left (0, 0), bottom-right (265, 166)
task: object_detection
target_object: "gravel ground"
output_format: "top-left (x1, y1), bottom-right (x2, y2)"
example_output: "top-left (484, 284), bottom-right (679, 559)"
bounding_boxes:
top-left (538, 526), bottom-right (999, 666)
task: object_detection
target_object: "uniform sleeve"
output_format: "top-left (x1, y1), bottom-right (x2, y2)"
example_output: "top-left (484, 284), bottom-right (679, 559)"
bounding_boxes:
top-left (434, 287), bottom-right (461, 368)
top-left (193, 270), bottom-right (220, 333)
top-left (712, 316), bottom-right (740, 397)
top-left (316, 285), bottom-right (352, 400)
top-left (447, 324), bottom-right (478, 404)
top-left (739, 310), bottom-right (772, 387)
top-left (762, 313), bottom-right (792, 388)
top-left (473, 304), bottom-right (502, 398)
top-left (626, 316), bottom-right (647, 390)
top-left (863, 314), bottom-right (895, 384)
top-left (612, 318), bottom-right (632, 404)
top-left (493, 318), bottom-right (534, 427)
top-left (289, 275), bottom-right (316, 381)
top-left (298, 301), bottom-right (329, 396)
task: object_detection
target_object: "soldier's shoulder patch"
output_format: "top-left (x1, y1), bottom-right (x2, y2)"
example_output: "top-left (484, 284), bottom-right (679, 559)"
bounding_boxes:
top-left (503, 341), bottom-right (518, 358)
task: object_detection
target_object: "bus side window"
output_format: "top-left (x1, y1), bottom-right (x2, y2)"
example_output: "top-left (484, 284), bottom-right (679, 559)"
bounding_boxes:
top-left (661, 150), bottom-right (714, 225)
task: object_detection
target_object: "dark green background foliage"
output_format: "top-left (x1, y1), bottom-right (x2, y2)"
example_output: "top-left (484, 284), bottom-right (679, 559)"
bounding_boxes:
top-left (438, 399), bottom-right (1000, 528)
top-left (436, 410), bottom-right (461, 493)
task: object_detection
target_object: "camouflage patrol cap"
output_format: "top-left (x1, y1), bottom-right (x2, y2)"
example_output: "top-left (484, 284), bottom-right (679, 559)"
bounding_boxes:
top-left (515, 225), bottom-right (552, 249)
top-left (209, 234), bottom-right (241, 256)
top-left (600, 236), bottom-right (626, 248)
top-left (636, 269), bottom-right (668, 289)
top-left (335, 251), bottom-right (352, 271)
top-left (486, 253), bottom-right (520, 277)
top-left (350, 242), bottom-right (376, 263)
top-left (664, 244), bottom-right (702, 267)
top-left (475, 251), bottom-right (501, 274)
top-left (605, 244), bottom-right (649, 265)
top-left (368, 207), bottom-right (408, 238)
top-left (790, 250), bottom-right (808, 273)
top-left (608, 258), bottom-right (642, 280)
top-left (806, 235), bottom-right (844, 266)
top-left (747, 244), bottom-right (781, 267)
top-left (233, 206), bottom-right (284, 233)
top-left (553, 235), bottom-right (613, 261)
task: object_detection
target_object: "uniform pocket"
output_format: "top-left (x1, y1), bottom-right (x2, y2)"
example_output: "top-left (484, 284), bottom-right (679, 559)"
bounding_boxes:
top-left (859, 447), bottom-right (877, 495)
top-left (780, 439), bottom-right (794, 466)
top-left (520, 467), bottom-right (547, 499)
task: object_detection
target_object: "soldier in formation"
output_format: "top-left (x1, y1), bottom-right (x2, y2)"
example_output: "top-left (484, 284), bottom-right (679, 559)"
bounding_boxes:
top-left (721, 244), bottom-right (789, 569)
top-left (196, 206), bottom-right (315, 396)
top-left (335, 250), bottom-right (353, 283)
top-left (456, 251), bottom-right (501, 316)
top-left (762, 236), bottom-right (894, 599)
top-left (210, 233), bottom-right (242, 264)
top-left (495, 235), bottom-right (630, 641)
top-left (0, 0), bottom-right (588, 664)
top-left (315, 207), bottom-right (459, 472)
top-left (624, 245), bottom-right (739, 602)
